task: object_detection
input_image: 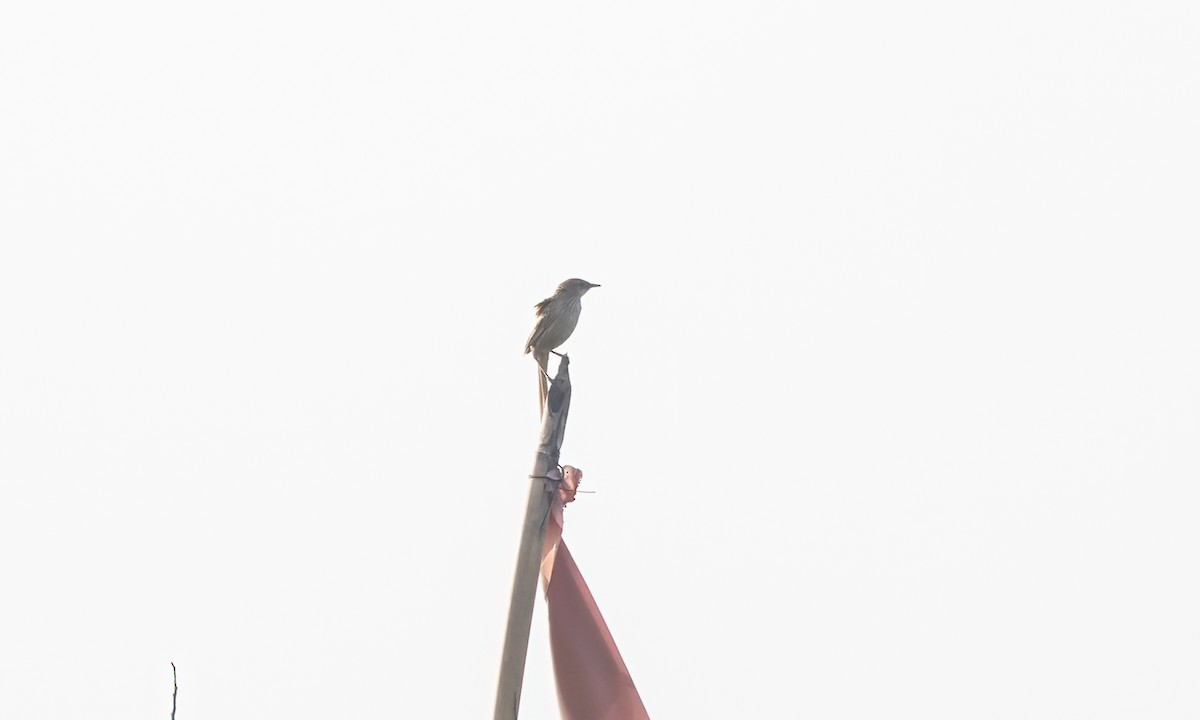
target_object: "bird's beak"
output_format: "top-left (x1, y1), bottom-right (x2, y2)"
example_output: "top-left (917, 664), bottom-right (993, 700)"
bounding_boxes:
top-left (588, 282), bottom-right (601, 288)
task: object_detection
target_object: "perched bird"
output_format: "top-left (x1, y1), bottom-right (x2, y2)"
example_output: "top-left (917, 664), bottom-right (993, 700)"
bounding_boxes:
top-left (525, 278), bottom-right (600, 412)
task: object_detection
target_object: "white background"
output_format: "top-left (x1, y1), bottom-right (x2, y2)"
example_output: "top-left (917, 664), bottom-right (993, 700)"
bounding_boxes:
top-left (2, 1), bottom-right (1198, 718)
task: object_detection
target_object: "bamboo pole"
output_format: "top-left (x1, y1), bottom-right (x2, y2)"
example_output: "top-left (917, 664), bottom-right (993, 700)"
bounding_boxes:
top-left (494, 355), bottom-right (574, 720)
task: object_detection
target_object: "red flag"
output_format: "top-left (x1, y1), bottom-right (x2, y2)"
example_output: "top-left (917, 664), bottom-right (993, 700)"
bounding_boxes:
top-left (541, 467), bottom-right (649, 720)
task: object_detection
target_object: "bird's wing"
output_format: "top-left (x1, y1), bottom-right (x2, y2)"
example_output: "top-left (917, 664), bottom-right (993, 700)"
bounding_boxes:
top-left (524, 297), bottom-right (554, 354)
top-left (524, 315), bottom-right (545, 354)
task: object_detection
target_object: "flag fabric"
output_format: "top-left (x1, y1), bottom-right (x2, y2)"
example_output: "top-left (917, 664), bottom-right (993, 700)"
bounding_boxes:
top-left (540, 467), bottom-right (649, 720)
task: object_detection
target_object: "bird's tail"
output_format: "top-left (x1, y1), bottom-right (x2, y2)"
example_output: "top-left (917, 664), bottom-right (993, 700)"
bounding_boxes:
top-left (533, 349), bottom-right (550, 415)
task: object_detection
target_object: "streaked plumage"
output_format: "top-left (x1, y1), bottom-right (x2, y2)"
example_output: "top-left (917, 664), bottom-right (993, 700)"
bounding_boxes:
top-left (525, 278), bottom-right (599, 412)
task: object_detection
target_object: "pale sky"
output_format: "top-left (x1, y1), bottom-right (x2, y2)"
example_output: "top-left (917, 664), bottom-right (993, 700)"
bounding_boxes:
top-left (2, 2), bottom-right (1198, 718)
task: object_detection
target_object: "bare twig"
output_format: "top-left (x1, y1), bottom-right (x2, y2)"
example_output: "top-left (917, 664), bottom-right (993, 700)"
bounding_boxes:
top-left (170, 662), bottom-right (177, 720)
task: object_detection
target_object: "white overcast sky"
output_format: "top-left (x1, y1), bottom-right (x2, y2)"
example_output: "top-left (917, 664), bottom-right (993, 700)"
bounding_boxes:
top-left (2, 1), bottom-right (1198, 718)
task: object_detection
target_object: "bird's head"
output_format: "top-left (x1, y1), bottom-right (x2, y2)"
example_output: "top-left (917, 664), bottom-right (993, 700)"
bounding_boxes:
top-left (557, 278), bottom-right (601, 297)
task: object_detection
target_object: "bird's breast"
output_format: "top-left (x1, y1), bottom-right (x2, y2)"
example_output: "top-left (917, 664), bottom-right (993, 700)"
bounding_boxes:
top-left (536, 299), bottom-right (582, 350)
